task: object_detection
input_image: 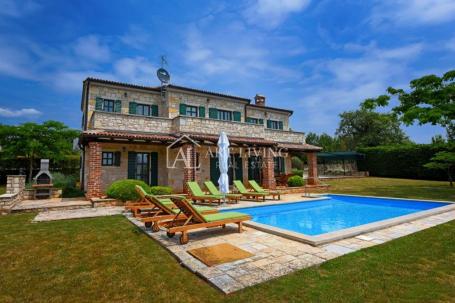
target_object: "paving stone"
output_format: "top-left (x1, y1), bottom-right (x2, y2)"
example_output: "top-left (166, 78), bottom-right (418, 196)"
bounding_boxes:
top-left (323, 244), bottom-right (356, 255)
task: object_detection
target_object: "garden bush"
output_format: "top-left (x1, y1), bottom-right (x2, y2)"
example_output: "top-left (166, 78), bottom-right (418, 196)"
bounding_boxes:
top-left (52, 173), bottom-right (84, 198)
top-left (149, 186), bottom-right (173, 195)
top-left (358, 143), bottom-right (454, 180)
top-left (287, 175), bottom-right (305, 187)
top-left (291, 168), bottom-right (304, 176)
top-left (106, 179), bottom-right (150, 202)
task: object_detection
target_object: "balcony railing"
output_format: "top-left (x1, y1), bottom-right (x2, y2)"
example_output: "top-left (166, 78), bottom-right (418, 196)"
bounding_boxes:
top-left (89, 111), bottom-right (306, 144)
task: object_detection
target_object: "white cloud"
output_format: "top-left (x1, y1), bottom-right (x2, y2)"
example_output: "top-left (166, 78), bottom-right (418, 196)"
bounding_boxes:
top-left (295, 42), bottom-right (425, 134)
top-left (120, 25), bottom-right (152, 49)
top-left (370, 0), bottom-right (455, 27)
top-left (113, 57), bottom-right (156, 85)
top-left (0, 107), bottom-right (41, 117)
top-left (74, 35), bottom-right (110, 62)
top-left (0, 0), bottom-right (40, 17)
top-left (244, 0), bottom-right (310, 28)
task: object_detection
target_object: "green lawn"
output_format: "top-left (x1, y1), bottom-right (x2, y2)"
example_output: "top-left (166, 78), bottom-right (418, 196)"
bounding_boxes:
top-left (0, 185), bottom-right (5, 195)
top-left (0, 178), bottom-right (454, 302)
top-left (326, 177), bottom-right (455, 201)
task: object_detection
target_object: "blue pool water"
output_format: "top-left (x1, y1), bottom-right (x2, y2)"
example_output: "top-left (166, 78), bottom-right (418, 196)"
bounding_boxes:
top-left (224, 195), bottom-right (449, 236)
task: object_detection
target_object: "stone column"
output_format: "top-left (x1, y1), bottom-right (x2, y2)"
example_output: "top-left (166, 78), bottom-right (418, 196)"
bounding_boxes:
top-left (261, 148), bottom-right (276, 189)
top-left (306, 151), bottom-right (319, 185)
top-left (86, 141), bottom-right (103, 199)
top-left (6, 175), bottom-right (26, 196)
top-left (182, 144), bottom-right (196, 194)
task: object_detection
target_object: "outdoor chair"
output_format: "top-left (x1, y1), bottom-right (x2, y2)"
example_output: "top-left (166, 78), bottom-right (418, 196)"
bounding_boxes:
top-left (135, 185), bottom-right (217, 232)
top-left (233, 180), bottom-right (267, 202)
top-left (166, 197), bottom-right (251, 244)
top-left (248, 180), bottom-right (281, 200)
top-left (187, 181), bottom-right (222, 205)
top-left (204, 181), bottom-right (241, 203)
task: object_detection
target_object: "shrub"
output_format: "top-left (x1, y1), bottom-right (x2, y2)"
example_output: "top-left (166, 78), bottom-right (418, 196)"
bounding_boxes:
top-left (287, 175), bottom-right (305, 187)
top-left (52, 173), bottom-right (84, 198)
top-left (358, 143), bottom-right (454, 180)
top-left (291, 168), bottom-right (304, 176)
top-left (149, 186), bottom-right (173, 195)
top-left (106, 179), bottom-right (150, 202)
top-left (291, 156), bottom-right (304, 170)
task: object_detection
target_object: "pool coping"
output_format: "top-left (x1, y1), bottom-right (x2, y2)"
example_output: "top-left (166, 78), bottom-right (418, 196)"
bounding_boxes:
top-left (239, 194), bottom-right (455, 246)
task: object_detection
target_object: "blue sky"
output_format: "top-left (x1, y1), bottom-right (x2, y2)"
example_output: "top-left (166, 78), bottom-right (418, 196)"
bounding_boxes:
top-left (0, 0), bottom-right (454, 142)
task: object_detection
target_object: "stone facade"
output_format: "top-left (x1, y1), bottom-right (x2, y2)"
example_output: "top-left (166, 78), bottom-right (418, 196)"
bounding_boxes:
top-left (6, 175), bottom-right (26, 195)
top-left (80, 79), bottom-right (321, 198)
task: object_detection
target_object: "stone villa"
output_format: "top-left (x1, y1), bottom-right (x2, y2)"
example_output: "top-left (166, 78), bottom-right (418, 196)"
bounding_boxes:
top-left (79, 78), bottom-right (321, 198)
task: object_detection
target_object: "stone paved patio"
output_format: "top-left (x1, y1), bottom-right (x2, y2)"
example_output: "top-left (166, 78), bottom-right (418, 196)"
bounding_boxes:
top-left (126, 208), bottom-right (455, 294)
top-left (33, 206), bottom-right (123, 222)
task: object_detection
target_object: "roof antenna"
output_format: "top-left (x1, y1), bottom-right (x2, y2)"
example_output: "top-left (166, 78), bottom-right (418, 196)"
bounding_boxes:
top-left (156, 55), bottom-right (170, 100)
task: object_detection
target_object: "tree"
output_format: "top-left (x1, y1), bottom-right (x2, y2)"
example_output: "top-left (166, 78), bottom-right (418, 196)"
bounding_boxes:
top-left (424, 151), bottom-right (455, 186)
top-left (336, 109), bottom-right (410, 150)
top-left (362, 70), bottom-right (455, 142)
top-left (305, 132), bottom-right (347, 151)
top-left (0, 121), bottom-right (80, 183)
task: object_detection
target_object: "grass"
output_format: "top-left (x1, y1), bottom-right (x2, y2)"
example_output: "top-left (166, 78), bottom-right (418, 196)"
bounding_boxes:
top-left (326, 177), bottom-right (455, 201)
top-left (0, 185), bottom-right (5, 195)
top-left (0, 177), bottom-right (454, 302)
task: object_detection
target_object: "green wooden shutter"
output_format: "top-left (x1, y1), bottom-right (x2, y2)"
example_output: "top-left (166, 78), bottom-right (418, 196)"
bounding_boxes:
top-left (114, 100), bottom-right (122, 113)
top-left (278, 121), bottom-right (283, 130)
top-left (258, 118), bottom-right (264, 125)
top-left (150, 152), bottom-right (158, 186)
top-left (245, 117), bottom-right (251, 123)
top-left (129, 102), bottom-right (137, 114)
top-left (209, 108), bottom-right (218, 119)
top-left (179, 103), bottom-right (186, 115)
top-left (233, 111), bottom-right (241, 122)
top-left (198, 106), bottom-right (205, 118)
top-left (114, 151), bottom-right (121, 166)
top-left (280, 157), bottom-right (285, 174)
top-left (266, 120), bottom-right (272, 128)
top-left (95, 97), bottom-right (103, 110)
top-left (127, 152), bottom-right (136, 179)
top-left (151, 104), bottom-right (159, 116)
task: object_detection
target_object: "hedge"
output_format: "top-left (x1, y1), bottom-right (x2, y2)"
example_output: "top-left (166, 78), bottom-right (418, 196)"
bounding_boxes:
top-left (357, 144), bottom-right (453, 181)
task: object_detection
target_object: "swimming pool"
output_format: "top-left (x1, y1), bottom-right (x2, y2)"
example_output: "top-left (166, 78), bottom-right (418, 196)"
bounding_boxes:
top-left (224, 194), bottom-right (453, 244)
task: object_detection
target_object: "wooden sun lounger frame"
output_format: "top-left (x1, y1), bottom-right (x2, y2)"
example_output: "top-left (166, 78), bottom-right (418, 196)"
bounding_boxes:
top-left (134, 186), bottom-right (217, 232)
top-left (167, 197), bottom-right (251, 244)
top-left (248, 180), bottom-right (281, 200)
top-left (233, 180), bottom-right (267, 202)
top-left (187, 182), bottom-right (222, 205)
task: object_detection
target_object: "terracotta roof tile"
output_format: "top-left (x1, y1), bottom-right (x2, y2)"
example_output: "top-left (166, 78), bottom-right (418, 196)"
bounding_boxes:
top-left (277, 142), bottom-right (322, 151)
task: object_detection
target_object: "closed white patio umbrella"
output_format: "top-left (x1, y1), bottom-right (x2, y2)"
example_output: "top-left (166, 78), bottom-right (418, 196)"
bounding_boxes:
top-left (217, 132), bottom-right (230, 202)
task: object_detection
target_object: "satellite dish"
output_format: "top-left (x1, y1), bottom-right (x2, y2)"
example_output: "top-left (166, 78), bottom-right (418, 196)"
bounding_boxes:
top-left (157, 68), bottom-right (170, 84)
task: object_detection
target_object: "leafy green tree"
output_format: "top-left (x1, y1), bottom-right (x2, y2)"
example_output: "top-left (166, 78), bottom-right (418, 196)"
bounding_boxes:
top-left (0, 121), bottom-right (79, 183)
top-left (305, 132), bottom-right (347, 151)
top-left (362, 70), bottom-right (455, 142)
top-left (424, 151), bottom-right (455, 186)
top-left (336, 109), bottom-right (410, 150)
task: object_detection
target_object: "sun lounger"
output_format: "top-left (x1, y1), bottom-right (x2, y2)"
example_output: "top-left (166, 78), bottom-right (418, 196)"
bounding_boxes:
top-left (248, 180), bottom-right (281, 200)
top-left (166, 197), bottom-right (251, 244)
top-left (187, 181), bottom-right (222, 205)
top-left (233, 180), bottom-right (267, 201)
top-left (135, 185), bottom-right (217, 232)
top-left (204, 181), bottom-right (241, 203)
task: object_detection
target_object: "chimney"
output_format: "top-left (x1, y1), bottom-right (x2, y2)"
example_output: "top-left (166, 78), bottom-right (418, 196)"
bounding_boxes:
top-left (254, 94), bottom-right (266, 106)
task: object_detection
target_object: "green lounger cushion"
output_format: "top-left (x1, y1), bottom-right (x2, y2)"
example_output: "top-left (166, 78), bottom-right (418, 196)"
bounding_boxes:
top-left (188, 181), bottom-right (222, 198)
top-left (171, 205), bottom-right (213, 214)
top-left (204, 181), bottom-right (241, 198)
top-left (234, 180), bottom-right (267, 196)
top-left (248, 180), bottom-right (280, 194)
top-left (203, 212), bottom-right (249, 222)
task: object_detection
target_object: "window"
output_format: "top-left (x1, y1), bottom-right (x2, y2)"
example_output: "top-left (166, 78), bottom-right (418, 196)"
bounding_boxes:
top-left (186, 105), bottom-right (198, 117)
top-left (102, 152), bottom-right (121, 166)
top-left (247, 117), bottom-right (258, 124)
top-left (217, 110), bottom-right (232, 121)
top-left (267, 120), bottom-right (283, 130)
top-left (103, 99), bottom-right (115, 112)
top-left (136, 104), bottom-right (150, 116)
